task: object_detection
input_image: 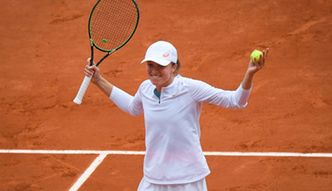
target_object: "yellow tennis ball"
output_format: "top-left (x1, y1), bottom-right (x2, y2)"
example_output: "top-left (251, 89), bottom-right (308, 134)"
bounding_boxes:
top-left (250, 49), bottom-right (263, 62)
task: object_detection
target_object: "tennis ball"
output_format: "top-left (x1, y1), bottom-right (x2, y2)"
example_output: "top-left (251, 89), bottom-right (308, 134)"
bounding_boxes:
top-left (250, 49), bottom-right (263, 62)
top-left (101, 38), bottom-right (108, 43)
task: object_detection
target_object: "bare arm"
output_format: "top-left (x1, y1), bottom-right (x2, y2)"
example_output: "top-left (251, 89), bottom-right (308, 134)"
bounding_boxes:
top-left (241, 48), bottom-right (269, 90)
top-left (93, 75), bottom-right (113, 97)
top-left (83, 59), bottom-right (143, 115)
top-left (241, 70), bottom-right (255, 90)
top-left (84, 59), bottom-right (113, 97)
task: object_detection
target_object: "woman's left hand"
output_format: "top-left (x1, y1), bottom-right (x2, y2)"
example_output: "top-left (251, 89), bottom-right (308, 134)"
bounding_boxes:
top-left (247, 48), bottom-right (269, 75)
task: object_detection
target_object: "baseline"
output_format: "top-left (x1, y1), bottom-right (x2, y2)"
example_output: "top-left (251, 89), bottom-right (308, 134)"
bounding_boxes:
top-left (1, 149), bottom-right (332, 158)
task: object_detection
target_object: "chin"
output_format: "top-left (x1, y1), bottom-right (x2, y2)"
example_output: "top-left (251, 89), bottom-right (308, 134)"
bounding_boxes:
top-left (149, 77), bottom-right (157, 84)
top-left (150, 80), bottom-right (160, 86)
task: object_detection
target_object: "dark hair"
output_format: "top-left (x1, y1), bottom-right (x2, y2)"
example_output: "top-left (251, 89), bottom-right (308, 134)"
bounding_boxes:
top-left (172, 59), bottom-right (181, 74)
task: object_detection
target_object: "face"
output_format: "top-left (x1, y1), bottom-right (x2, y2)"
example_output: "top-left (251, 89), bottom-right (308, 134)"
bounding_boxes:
top-left (146, 61), bottom-right (176, 90)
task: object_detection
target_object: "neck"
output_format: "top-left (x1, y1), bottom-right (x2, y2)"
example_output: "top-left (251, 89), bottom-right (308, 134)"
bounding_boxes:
top-left (156, 75), bottom-right (175, 92)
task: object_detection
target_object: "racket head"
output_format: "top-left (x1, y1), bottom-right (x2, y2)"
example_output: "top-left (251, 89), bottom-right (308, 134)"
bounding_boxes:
top-left (88, 0), bottom-right (140, 53)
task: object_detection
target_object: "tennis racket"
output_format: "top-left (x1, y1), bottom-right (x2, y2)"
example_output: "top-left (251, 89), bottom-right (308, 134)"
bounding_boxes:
top-left (73, 0), bottom-right (140, 104)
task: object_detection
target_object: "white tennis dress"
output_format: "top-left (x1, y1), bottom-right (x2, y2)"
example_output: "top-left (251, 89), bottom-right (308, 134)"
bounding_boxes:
top-left (110, 75), bottom-right (251, 189)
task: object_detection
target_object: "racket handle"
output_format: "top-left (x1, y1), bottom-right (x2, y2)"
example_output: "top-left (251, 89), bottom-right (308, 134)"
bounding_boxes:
top-left (73, 75), bottom-right (92, 104)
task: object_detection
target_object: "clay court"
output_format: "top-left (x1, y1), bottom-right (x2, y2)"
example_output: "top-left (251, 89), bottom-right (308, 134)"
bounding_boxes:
top-left (1, 0), bottom-right (332, 190)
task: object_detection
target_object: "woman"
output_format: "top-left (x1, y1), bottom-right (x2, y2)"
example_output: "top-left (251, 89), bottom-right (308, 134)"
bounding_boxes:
top-left (84, 41), bottom-right (268, 191)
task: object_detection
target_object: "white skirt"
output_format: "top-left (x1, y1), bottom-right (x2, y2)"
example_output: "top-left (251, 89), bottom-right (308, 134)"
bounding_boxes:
top-left (137, 178), bottom-right (207, 191)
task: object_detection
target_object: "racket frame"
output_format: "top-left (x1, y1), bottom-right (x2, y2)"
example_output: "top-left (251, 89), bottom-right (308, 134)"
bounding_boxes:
top-left (73, 0), bottom-right (140, 105)
top-left (88, 0), bottom-right (140, 66)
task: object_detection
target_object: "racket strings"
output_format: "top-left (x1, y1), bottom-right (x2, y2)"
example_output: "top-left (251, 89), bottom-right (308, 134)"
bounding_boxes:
top-left (90, 0), bottom-right (138, 51)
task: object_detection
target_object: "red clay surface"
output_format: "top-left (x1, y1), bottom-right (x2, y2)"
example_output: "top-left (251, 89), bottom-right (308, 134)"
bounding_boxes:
top-left (1, 0), bottom-right (332, 190)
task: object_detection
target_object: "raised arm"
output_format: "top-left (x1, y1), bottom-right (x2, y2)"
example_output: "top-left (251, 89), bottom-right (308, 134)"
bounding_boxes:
top-left (189, 48), bottom-right (268, 108)
top-left (241, 48), bottom-right (269, 90)
top-left (84, 59), bottom-right (114, 97)
top-left (84, 58), bottom-right (143, 115)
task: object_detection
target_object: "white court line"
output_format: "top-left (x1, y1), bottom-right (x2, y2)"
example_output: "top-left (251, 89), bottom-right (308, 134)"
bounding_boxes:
top-left (2, 149), bottom-right (331, 191)
top-left (0, 149), bottom-right (145, 155)
top-left (203, 151), bottom-right (332, 158)
top-left (69, 153), bottom-right (108, 191)
top-left (0, 149), bottom-right (332, 157)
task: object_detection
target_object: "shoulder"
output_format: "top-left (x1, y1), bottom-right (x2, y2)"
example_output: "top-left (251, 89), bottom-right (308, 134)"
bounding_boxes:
top-left (140, 79), bottom-right (152, 87)
top-left (178, 76), bottom-right (210, 89)
top-left (137, 79), bottom-right (154, 93)
top-left (179, 76), bottom-right (219, 100)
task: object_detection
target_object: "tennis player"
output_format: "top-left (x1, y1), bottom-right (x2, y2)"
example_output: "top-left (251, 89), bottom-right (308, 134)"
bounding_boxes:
top-left (84, 41), bottom-right (268, 191)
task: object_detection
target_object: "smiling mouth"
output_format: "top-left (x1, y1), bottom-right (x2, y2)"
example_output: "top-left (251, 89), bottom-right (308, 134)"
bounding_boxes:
top-left (149, 76), bottom-right (161, 83)
top-left (149, 74), bottom-right (160, 78)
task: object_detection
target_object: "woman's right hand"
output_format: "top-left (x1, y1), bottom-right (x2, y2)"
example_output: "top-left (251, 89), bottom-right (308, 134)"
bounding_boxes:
top-left (84, 58), bottom-right (102, 83)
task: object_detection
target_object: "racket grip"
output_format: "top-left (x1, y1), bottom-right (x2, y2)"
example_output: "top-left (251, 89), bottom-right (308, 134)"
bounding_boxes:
top-left (73, 75), bottom-right (92, 104)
